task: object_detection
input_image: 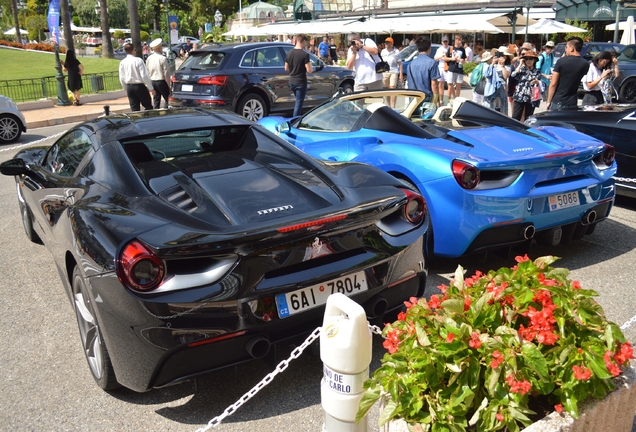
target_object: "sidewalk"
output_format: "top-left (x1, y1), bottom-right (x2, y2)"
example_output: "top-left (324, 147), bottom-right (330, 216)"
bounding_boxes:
top-left (19, 91), bottom-right (132, 129)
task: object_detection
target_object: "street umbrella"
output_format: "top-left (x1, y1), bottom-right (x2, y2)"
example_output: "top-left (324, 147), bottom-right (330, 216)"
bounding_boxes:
top-left (620, 15), bottom-right (635, 45)
top-left (517, 18), bottom-right (587, 35)
top-left (3, 28), bottom-right (29, 35)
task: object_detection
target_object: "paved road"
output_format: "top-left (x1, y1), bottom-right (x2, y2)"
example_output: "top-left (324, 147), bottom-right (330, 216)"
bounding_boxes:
top-left (0, 125), bottom-right (634, 431)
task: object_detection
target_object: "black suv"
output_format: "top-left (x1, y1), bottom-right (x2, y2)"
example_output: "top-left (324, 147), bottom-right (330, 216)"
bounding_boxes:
top-left (553, 41), bottom-right (624, 62)
top-left (169, 42), bottom-right (355, 121)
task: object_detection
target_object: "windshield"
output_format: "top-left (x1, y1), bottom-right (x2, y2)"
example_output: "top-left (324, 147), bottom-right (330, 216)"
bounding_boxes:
top-left (399, 45), bottom-right (418, 61)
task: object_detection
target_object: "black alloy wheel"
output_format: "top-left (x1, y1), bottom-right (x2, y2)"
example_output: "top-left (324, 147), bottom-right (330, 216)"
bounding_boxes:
top-left (72, 266), bottom-right (120, 391)
top-left (619, 78), bottom-right (636, 103)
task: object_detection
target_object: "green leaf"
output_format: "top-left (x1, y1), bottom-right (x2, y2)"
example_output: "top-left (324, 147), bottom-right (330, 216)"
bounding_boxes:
top-left (441, 298), bottom-right (464, 315)
top-left (521, 341), bottom-right (549, 379)
top-left (509, 406), bottom-right (533, 426)
top-left (356, 386), bottom-right (381, 422)
top-left (584, 351), bottom-right (613, 379)
top-left (468, 397), bottom-right (489, 426)
top-left (451, 386), bottom-right (474, 407)
top-left (378, 398), bottom-right (399, 426)
top-left (453, 265), bottom-right (465, 291)
top-left (563, 392), bottom-right (579, 418)
top-left (446, 363), bottom-right (462, 373)
top-left (416, 322), bottom-right (431, 347)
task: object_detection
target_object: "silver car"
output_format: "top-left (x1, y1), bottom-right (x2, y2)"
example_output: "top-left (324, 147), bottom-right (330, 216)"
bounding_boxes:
top-left (0, 95), bottom-right (26, 143)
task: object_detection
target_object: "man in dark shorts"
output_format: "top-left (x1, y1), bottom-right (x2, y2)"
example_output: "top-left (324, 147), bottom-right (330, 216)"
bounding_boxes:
top-left (285, 34), bottom-right (313, 117)
top-left (547, 37), bottom-right (589, 110)
top-left (329, 37), bottom-right (338, 65)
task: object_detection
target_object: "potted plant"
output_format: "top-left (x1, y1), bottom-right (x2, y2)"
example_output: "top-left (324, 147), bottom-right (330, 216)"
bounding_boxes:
top-left (357, 255), bottom-right (634, 432)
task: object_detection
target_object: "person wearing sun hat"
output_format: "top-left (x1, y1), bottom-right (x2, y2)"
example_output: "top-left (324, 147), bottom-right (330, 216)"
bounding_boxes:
top-left (484, 49), bottom-right (511, 114)
top-left (146, 38), bottom-right (171, 109)
top-left (381, 36), bottom-right (403, 107)
top-left (510, 50), bottom-right (542, 120)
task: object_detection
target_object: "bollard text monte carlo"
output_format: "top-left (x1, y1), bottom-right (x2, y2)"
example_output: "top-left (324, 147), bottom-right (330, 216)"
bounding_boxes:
top-left (0, 108), bottom-right (428, 392)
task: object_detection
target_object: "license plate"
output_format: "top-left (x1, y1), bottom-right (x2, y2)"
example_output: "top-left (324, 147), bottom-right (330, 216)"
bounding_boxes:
top-left (548, 191), bottom-right (580, 211)
top-left (181, 84), bottom-right (193, 92)
top-left (275, 271), bottom-right (368, 318)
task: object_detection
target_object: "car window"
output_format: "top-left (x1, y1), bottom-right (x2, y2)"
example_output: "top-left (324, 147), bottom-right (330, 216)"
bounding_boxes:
top-left (42, 130), bottom-right (93, 177)
top-left (299, 98), bottom-right (367, 132)
top-left (183, 51), bottom-right (225, 69)
top-left (399, 45), bottom-right (417, 61)
top-left (240, 50), bottom-right (255, 67)
top-left (256, 47), bottom-right (284, 67)
top-left (619, 46), bottom-right (636, 60)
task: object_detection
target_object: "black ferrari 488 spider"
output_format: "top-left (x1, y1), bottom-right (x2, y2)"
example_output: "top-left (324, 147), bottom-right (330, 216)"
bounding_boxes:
top-left (0, 108), bottom-right (427, 392)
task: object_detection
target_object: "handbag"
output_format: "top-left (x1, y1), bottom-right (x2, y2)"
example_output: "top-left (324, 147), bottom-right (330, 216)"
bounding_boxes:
top-left (374, 52), bottom-right (390, 73)
top-left (474, 79), bottom-right (486, 96)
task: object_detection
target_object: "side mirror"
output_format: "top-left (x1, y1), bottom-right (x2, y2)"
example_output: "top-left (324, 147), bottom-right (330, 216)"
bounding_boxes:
top-left (0, 158), bottom-right (28, 176)
top-left (275, 121), bottom-right (291, 135)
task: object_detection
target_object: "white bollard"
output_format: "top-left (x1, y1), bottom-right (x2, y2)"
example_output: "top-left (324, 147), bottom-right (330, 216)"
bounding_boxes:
top-left (320, 293), bottom-right (372, 432)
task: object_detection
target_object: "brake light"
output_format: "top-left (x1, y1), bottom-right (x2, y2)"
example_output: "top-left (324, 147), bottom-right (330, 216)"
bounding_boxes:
top-left (171, 75), bottom-right (176, 82)
top-left (452, 160), bottom-right (480, 189)
top-left (116, 240), bottom-right (165, 292)
top-left (600, 144), bottom-right (615, 166)
top-left (400, 188), bottom-right (425, 224)
top-left (196, 100), bottom-right (226, 106)
top-left (198, 75), bottom-right (228, 86)
top-left (277, 214), bottom-right (347, 233)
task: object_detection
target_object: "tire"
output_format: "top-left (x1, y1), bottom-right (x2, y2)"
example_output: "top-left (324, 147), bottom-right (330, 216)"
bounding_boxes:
top-left (619, 79), bottom-right (636, 104)
top-left (339, 82), bottom-right (354, 94)
top-left (237, 94), bottom-right (267, 121)
top-left (16, 182), bottom-right (41, 244)
top-left (72, 266), bottom-right (120, 391)
top-left (0, 114), bottom-right (22, 143)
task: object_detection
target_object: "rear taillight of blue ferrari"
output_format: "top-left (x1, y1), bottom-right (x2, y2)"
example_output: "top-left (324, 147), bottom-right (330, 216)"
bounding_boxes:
top-left (452, 160), bottom-right (480, 189)
top-left (117, 241), bottom-right (165, 292)
top-left (593, 144), bottom-right (615, 169)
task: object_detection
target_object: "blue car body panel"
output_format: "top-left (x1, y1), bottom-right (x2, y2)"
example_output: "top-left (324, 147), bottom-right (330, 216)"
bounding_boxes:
top-left (259, 93), bottom-right (616, 257)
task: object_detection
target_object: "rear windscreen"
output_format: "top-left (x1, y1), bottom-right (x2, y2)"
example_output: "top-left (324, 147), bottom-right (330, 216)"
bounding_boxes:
top-left (181, 51), bottom-right (226, 70)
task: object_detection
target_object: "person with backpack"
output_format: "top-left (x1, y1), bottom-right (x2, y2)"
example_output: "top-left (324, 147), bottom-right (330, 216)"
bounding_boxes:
top-left (470, 51), bottom-right (489, 104)
top-left (536, 41), bottom-right (555, 103)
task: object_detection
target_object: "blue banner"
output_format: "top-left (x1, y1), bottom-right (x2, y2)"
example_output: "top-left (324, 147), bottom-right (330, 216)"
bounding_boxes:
top-left (47, 0), bottom-right (61, 44)
top-left (169, 15), bottom-right (179, 44)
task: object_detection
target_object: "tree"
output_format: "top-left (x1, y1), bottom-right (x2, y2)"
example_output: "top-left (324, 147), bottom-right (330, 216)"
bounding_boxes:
top-left (11, 0), bottom-right (21, 46)
top-left (25, 14), bottom-right (47, 41)
top-left (98, 0), bottom-right (114, 58)
top-left (60, 0), bottom-right (74, 51)
top-left (128, 0), bottom-right (143, 58)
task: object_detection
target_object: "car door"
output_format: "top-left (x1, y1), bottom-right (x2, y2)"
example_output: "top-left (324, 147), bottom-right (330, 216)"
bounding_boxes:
top-left (24, 130), bottom-right (93, 246)
top-left (251, 46), bottom-right (294, 112)
top-left (611, 109), bottom-right (636, 180)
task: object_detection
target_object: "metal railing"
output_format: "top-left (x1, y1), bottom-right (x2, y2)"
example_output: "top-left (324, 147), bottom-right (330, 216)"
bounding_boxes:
top-left (0, 72), bottom-right (122, 103)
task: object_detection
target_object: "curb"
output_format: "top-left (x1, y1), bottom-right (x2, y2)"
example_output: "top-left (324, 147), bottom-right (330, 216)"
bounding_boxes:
top-left (18, 90), bottom-right (127, 112)
top-left (26, 104), bottom-right (130, 129)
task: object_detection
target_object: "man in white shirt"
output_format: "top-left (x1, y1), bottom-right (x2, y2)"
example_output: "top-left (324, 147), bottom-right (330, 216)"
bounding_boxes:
top-left (464, 42), bottom-right (473, 62)
top-left (119, 43), bottom-right (155, 111)
top-left (381, 37), bottom-right (403, 107)
top-left (346, 33), bottom-right (383, 91)
top-left (146, 38), bottom-right (171, 109)
top-left (434, 36), bottom-right (450, 105)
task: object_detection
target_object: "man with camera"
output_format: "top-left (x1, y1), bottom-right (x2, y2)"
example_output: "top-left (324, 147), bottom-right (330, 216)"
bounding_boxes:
top-left (346, 33), bottom-right (383, 91)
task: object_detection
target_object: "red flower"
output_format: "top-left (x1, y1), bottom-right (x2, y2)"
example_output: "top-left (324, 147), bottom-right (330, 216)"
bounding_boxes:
top-left (496, 413), bottom-right (504, 422)
top-left (437, 284), bottom-right (447, 295)
top-left (403, 296), bottom-right (419, 310)
top-left (554, 404), bottom-right (563, 414)
top-left (614, 342), bottom-right (635, 365)
top-left (446, 333), bottom-right (455, 343)
top-left (383, 328), bottom-right (404, 354)
top-left (571, 280), bottom-right (582, 290)
top-left (464, 296), bottom-right (471, 311)
top-left (429, 294), bottom-right (442, 309)
top-left (515, 254), bottom-right (530, 262)
top-left (469, 332), bottom-right (482, 349)
top-left (505, 374), bottom-right (532, 394)
top-left (397, 311), bottom-right (406, 322)
top-left (491, 350), bottom-right (504, 369)
top-left (572, 365), bottom-right (592, 381)
top-left (604, 351), bottom-right (623, 377)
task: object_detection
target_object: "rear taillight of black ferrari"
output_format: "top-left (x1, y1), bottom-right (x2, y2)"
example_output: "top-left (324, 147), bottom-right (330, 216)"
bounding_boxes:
top-left (401, 189), bottom-right (426, 224)
top-left (452, 160), bottom-right (480, 189)
top-left (117, 240), bottom-right (165, 292)
top-left (594, 144), bottom-right (615, 168)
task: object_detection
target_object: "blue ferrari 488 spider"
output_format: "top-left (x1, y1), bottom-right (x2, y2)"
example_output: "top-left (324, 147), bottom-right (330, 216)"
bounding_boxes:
top-left (258, 90), bottom-right (617, 258)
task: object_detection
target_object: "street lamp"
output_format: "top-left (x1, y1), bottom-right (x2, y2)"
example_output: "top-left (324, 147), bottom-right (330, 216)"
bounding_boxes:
top-left (614, 0), bottom-right (624, 43)
top-left (164, 0), bottom-right (175, 76)
top-left (519, 0), bottom-right (539, 43)
top-left (214, 9), bottom-right (223, 28)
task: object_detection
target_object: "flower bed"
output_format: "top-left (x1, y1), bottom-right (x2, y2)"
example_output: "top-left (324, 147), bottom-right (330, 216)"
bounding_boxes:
top-left (357, 256), bottom-right (635, 432)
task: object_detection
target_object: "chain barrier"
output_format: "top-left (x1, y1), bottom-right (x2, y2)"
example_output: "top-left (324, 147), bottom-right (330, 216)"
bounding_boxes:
top-left (0, 132), bottom-right (65, 153)
top-left (620, 314), bottom-right (636, 330)
top-left (614, 177), bottom-right (636, 184)
top-left (196, 322), bottom-right (384, 431)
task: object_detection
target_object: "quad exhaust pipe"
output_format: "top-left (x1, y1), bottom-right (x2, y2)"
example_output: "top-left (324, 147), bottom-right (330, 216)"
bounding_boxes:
top-left (521, 225), bottom-right (536, 240)
top-left (582, 210), bottom-right (597, 225)
top-left (245, 336), bottom-right (270, 359)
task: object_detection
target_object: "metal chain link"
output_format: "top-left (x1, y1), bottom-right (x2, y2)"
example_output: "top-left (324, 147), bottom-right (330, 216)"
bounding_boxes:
top-left (614, 176), bottom-right (636, 184)
top-left (620, 314), bottom-right (636, 330)
top-left (195, 325), bottom-right (322, 432)
top-left (196, 322), bottom-right (386, 431)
